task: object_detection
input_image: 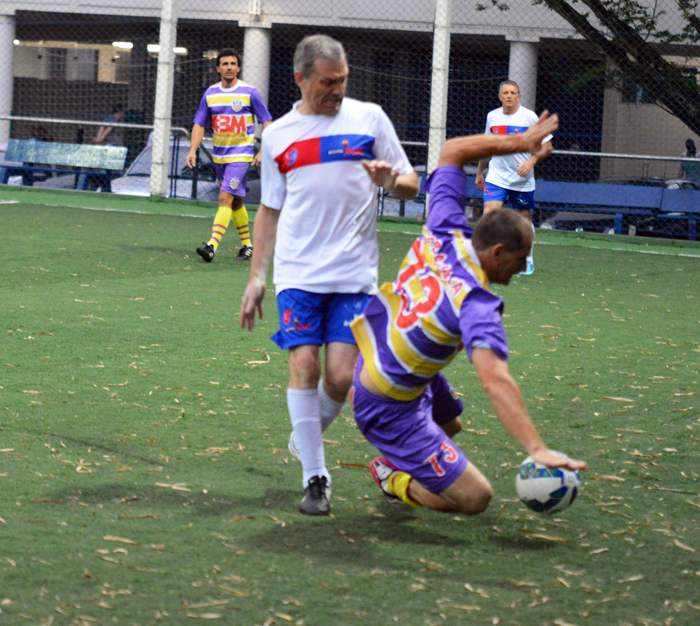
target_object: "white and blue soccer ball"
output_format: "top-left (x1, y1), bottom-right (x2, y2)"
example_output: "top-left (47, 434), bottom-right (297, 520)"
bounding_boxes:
top-left (515, 452), bottom-right (581, 515)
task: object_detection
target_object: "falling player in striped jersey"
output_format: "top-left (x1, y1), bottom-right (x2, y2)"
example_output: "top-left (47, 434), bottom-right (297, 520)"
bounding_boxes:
top-left (351, 112), bottom-right (587, 515)
top-left (186, 49), bottom-right (272, 262)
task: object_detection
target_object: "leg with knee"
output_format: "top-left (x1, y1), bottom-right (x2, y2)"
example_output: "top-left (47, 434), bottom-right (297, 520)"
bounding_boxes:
top-left (438, 463), bottom-right (493, 516)
top-left (323, 342), bottom-right (358, 401)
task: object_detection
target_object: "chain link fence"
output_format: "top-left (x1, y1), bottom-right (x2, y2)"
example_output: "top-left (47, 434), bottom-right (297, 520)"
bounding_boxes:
top-left (2, 0), bottom-right (700, 239)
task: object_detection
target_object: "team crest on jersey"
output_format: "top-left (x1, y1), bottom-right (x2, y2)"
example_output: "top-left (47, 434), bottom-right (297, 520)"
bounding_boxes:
top-left (230, 177), bottom-right (240, 189)
top-left (286, 149), bottom-right (298, 167)
top-left (231, 100), bottom-right (244, 113)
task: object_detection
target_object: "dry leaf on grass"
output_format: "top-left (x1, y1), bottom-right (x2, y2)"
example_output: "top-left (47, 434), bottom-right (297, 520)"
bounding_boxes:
top-left (553, 620), bottom-right (580, 626)
top-left (520, 530), bottom-right (569, 542)
top-left (155, 482), bottom-right (192, 492)
top-left (618, 575), bottom-right (644, 583)
top-left (673, 539), bottom-right (695, 553)
top-left (247, 354), bottom-right (270, 365)
top-left (186, 613), bottom-right (222, 619)
top-left (590, 548), bottom-right (609, 555)
top-left (590, 475), bottom-right (626, 482)
top-left (103, 535), bottom-right (138, 545)
top-left (464, 583), bottom-right (490, 598)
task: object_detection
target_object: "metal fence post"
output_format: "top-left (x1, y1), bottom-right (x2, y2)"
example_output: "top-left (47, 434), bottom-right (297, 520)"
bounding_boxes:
top-left (427, 0), bottom-right (451, 180)
top-left (150, 0), bottom-right (179, 198)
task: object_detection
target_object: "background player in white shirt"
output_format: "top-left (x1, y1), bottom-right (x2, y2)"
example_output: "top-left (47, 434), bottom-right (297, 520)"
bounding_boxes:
top-left (240, 35), bottom-right (419, 516)
top-left (475, 81), bottom-right (553, 275)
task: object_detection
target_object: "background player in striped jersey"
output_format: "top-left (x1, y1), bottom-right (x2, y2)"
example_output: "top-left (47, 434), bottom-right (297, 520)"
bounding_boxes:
top-left (186, 49), bottom-right (272, 262)
top-left (351, 112), bottom-right (586, 515)
top-left (240, 35), bottom-right (419, 516)
top-left (475, 81), bottom-right (553, 276)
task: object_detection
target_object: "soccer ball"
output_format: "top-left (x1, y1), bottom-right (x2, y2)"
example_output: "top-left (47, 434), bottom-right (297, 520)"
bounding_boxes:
top-left (515, 453), bottom-right (581, 515)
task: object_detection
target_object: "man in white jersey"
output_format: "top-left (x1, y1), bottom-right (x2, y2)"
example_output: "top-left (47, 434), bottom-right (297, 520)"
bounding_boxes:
top-left (475, 81), bottom-right (553, 276)
top-left (240, 34), bottom-right (419, 516)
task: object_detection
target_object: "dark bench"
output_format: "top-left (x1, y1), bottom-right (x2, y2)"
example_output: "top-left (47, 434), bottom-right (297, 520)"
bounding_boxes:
top-left (0, 139), bottom-right (128, 191)
top-left (465, 177), bottom-right (699, 240)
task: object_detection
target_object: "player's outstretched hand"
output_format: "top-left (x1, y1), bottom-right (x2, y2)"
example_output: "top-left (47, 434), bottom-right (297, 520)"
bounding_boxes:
top-left (240, 279), bottom-right (265, 331)
top-left (522, 111), bottom-right (558, 156)
top-left (362, 159), bottom-right (398, 192)
top-left (530, 448), bottom-right (588, 472)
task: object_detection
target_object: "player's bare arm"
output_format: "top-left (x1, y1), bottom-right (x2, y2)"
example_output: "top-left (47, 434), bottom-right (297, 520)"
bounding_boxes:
top-left (240, 204), bottom-right (279, 331)
top-left (438, 112), bottom-right (558, 170)
top-left (361, 160), bottom-right (419, 200)
top-left (94, 126), bottom-right (111, 144)
top-left (185, 124), bottom-right (206, 169)
top-left (252, 120), bottom-right (272, 168)
top-left (475, 158), bottom-right (489, 191)
top-left (471, 347), bottom-right (587, 472)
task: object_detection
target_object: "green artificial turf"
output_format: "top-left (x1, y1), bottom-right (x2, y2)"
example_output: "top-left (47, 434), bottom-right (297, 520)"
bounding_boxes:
top-left (1, 195), bottom-right (699, 626)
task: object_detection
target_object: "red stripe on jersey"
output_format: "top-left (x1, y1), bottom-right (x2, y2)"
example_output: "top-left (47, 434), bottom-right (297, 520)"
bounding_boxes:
top-left (275, 137), bottom-right (321, 174)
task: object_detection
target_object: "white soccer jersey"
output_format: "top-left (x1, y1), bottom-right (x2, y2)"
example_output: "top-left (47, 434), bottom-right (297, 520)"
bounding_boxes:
top-left (261, 98), bottom-right (413, 295)
top-left (483, 106), bottom-right (552, 192)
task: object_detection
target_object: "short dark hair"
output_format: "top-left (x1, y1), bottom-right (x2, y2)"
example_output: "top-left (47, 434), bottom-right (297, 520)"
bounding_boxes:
top-left (472, 209), bottom-right (530, 254)
top-left (217, 49), bottom-right (241, 67)
top-left (112, 103), bottom-right (124, 114)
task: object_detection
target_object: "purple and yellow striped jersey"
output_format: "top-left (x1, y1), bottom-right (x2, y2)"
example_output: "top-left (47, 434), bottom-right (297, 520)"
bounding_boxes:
top-left (193, 81), bottom-right (272, 164)
top-left (351, 166), bottom-right (509, 401)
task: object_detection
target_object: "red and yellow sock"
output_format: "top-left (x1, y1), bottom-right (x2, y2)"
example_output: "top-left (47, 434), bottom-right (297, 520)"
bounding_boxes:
top-left (208, 206), bottom-right (233, 251)
top-left (232, 206), bottom-right (252, 247)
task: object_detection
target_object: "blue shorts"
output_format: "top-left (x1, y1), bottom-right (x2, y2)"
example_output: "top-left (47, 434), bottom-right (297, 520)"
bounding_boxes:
top-left (272, 289), bottom-right (372, 350)
top-left (483, 181), bottom-right (535, 210)
top-left (214, 161), bottom-right (250, 197)
top-left (352, 355), bottom-right (468, 493)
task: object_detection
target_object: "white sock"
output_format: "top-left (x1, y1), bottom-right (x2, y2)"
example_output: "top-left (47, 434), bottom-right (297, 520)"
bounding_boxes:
top-left (287, 388), bottom-right (330, 488)
top-left (318, 378), bottom-right (345, 432)
top-left (528, 221), bottom-right (535, 266)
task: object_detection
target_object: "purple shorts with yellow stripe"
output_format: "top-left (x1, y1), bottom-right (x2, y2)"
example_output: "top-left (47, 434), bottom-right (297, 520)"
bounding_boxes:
top-left (351, 355), bottom-right (468, 493)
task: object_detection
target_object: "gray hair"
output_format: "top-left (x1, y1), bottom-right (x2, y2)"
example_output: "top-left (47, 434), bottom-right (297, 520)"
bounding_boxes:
top-left (499, 79), bottom-right (520, 94)
top-left (293, 35), bottom-right (347, 79)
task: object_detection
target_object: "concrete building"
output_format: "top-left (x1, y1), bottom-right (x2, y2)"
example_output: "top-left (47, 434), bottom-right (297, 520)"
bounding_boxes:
top-left (1, 0), bottom-right (698, 180)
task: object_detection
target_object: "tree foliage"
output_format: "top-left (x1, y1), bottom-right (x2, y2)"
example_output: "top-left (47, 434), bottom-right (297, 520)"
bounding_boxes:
top-left (479, 0), bottom-right (700, 136)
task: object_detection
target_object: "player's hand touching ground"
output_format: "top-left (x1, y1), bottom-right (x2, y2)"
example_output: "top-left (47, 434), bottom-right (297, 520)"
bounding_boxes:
top-left (530, 448), bottom-right (588, 472)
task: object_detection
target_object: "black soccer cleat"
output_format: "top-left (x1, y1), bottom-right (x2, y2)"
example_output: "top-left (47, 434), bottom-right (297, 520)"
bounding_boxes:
top-left (300, 475), bottom-right (331, 516)
top-left (196, 242), bottom-right (215, 263)
top-left (236, 244), bottom-right (253, 261)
